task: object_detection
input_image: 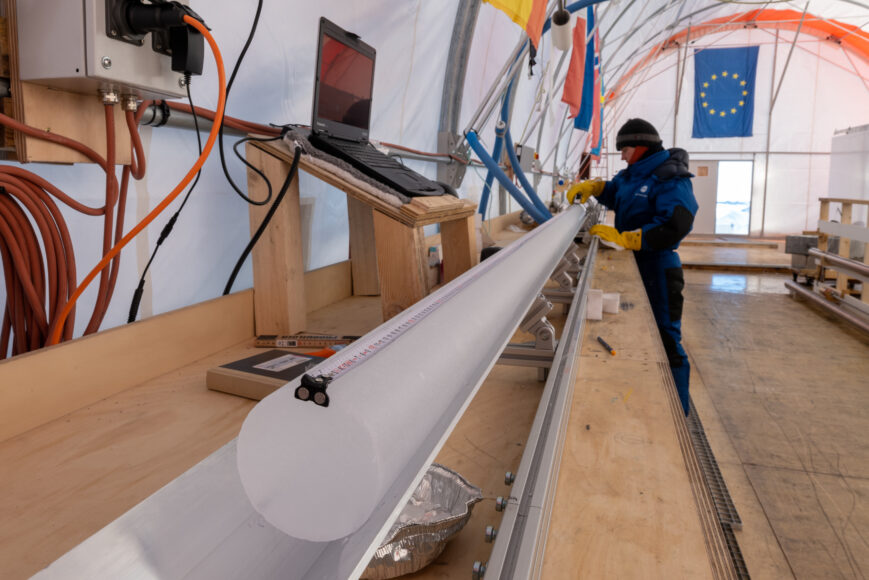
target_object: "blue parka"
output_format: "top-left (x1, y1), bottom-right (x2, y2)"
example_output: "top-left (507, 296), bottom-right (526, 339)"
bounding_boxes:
top-left (597, 148), bottom-right (698, 252)
top-left (596, 147), bottom-right (698, 415)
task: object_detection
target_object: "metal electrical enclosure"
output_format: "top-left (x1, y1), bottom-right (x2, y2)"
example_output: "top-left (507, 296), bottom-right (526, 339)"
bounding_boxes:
top-left (16, 0), bottom-right (187, 99)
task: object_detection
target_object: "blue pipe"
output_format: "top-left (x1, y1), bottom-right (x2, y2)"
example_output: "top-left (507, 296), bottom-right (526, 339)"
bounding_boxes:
top-left (467, 130), bottom-right (548, 224)
top-left (476, 0), bottom-right (609, 219)
top-left (503, 125), bottom-right (552, 219)
top-left (478, 88), bottom-right (511, 219)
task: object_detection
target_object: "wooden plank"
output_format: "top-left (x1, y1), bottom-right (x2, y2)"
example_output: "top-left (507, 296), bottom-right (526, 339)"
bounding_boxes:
top-left (303, 260), bottom-right (352, 313)
top-left (347, 196), bottom-right (381, 295)
top-left (0, 290), bottom-right (254, 443)
top-left (19, 83), bottom-right (133, 164)
top-left (246, 144), bottom-right (307, 335)
top-left (372, 210), bottom-right (427, 319)
top-left (540, 248), bottom-right (727, 580)
top-left (819, 197), bottom-right (869, 206)
top-left (441, 214), bottom-right (477, 283)
top-left (252, 140), bottom-right (475, 227)
top-left (836, 203), bottom-right (852, 294)
top-left (0, 341), bottom-right (259, 580)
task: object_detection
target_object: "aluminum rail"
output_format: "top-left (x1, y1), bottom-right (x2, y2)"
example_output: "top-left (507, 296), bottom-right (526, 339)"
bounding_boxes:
top-left (809, 247), bottom-right (869, 279)
top-left (484, 236), bottom-right (599, 579)
top-left (34, 206), bottom-right (590, 580)
top-left (785, 280), bottom-right (869, 335)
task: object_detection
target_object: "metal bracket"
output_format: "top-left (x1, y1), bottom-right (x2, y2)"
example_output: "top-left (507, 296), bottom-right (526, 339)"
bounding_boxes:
top-left (543, 244), bottom-right (582, 304)
top-left (436, 131), bottom-right (469, 188)
top-left (499, 294), bottom-right (557, 379)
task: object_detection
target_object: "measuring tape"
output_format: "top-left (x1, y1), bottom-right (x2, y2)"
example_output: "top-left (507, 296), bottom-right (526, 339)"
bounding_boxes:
top-left (294, 212), bottom-right (577, 407)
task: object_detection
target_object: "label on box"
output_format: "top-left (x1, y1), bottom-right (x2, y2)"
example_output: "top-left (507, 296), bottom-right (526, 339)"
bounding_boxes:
top-left (253, 353), bottom-right (312, 373)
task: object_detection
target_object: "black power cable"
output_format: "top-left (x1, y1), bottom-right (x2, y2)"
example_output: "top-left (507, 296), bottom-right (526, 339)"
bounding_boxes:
top-left (128, 75), bottom-right (203, 323)
top-left (217, 0), bottom-right (273, 206)
top-left (223, 143), bottom-right (302, 296)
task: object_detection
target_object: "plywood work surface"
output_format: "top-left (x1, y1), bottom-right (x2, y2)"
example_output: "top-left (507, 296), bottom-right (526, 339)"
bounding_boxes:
top-left (540, 248), bottom-right (719, 579)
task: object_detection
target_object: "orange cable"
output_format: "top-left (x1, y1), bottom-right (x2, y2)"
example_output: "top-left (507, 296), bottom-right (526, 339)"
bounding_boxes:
top-left (46, 15), bottom-right (226, 346)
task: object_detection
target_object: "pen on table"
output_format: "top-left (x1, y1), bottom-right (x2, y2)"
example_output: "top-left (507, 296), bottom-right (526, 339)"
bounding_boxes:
top-left (596, 336), bottom-right (616, 356)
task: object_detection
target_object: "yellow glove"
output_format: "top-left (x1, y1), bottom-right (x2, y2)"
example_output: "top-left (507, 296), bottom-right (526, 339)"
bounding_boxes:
top-left (589, 224), bottom-right (642, 251)
top-left (566, 179), bottom-right (605, 204)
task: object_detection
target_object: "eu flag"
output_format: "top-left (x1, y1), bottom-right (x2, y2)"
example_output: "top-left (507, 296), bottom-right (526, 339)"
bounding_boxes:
top-left (692, 46), bottom-right (758, 138)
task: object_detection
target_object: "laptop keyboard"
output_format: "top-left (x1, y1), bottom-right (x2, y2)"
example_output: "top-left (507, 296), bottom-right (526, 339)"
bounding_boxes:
top-left (308, 132), bottom-right (441, 195)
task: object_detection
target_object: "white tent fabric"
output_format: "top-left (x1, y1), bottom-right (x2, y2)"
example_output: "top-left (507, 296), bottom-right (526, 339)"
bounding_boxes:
top-left (1, 0), bottom-right (867, 341)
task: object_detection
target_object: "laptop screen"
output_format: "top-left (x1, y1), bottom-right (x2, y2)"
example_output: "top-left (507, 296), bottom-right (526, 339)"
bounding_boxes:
top-left (313, 19), bottom-right (376, 139)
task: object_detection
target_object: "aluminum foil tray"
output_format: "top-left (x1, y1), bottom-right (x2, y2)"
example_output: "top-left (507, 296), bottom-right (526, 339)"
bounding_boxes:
top-left (361, 464), bottom-right (482, 579)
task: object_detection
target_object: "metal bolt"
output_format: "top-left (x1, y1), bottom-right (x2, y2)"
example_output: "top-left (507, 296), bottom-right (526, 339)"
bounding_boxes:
top-left (485, 525), bottom-right (497, 542)
top-left (495, 496), bottom-right (507, 512)
top-left (504, 471), bottom-right (515, 485)
top-left (101, 56), bottom-right (112, 70)
top-left (472, 561), bottom-right (487, 579)
top-left (178, 77), bottom-right (187, 88)
top-left (296, 386), bottom-right (310, 401)
top-left (313, 391), bottom-right (327, 406)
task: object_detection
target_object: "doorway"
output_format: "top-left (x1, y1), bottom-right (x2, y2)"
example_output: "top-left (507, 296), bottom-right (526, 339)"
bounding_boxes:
top-left (714, 161), bottom-right (753, 235)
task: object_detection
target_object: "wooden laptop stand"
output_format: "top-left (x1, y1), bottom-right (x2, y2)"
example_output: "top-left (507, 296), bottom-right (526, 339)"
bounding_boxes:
top-left (246, 139), bottom-right (478, 334)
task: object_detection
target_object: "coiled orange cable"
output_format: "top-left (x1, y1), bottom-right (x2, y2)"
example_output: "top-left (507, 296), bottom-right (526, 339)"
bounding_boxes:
top-left (46, 15), bottom-right (226, 346)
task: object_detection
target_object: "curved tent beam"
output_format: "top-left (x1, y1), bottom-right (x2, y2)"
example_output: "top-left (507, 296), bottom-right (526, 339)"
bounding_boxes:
top-left (607, 8), bottom-right (869, 103)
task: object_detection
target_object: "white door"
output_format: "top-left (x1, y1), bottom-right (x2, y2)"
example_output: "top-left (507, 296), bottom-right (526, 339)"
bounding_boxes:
top-left (689, 160), bottom-right (718, 235)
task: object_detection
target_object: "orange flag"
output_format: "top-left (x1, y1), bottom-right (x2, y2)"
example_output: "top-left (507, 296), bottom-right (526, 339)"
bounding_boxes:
top-left (561, 17), bottom-right (586, 118)
top-left (485, 0), bottom-right (548, 48)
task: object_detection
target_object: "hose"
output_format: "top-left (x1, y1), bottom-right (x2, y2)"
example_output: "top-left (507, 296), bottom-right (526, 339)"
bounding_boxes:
top-left (46, 14), bottom-right (226, 346)
top-left (466, 131), bottom-right (548, 224)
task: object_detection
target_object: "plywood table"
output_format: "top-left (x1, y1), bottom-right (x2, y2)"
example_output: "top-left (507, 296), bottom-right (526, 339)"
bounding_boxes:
top-left (246, 140), bottom-right (478, 333)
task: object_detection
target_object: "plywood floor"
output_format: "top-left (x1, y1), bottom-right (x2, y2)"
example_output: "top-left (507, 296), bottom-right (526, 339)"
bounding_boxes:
top-left (683, 268), bottom-right (869, 579)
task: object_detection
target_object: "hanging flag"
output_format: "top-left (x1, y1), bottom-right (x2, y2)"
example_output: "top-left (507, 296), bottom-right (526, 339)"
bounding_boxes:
top-left (692, 46), bottom-right (759, 138)
top-left (484, 0), bottom-right (548, 49)
top-left (560, 17), bottom-right (586, 118)
top-left (588, 29), bottom-right (603, 158)
top-left (589, 82), bottom-right (605, 160)
top-left (573, 6), bottom-right (596, 131)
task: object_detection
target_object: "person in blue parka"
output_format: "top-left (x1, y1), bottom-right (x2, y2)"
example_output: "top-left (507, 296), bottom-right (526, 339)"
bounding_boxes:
top-left (567, 118), bottom-right (698, 415)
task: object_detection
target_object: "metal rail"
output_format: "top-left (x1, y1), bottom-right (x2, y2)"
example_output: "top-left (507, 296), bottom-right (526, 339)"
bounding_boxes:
top-left (484, 238), bottom-right (600, 578)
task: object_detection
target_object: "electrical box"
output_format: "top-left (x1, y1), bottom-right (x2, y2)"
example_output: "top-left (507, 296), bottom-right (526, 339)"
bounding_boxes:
top-left (515, 143), bottom-right (538, 174)
top-left (15, 0), bottom-right (186, 99)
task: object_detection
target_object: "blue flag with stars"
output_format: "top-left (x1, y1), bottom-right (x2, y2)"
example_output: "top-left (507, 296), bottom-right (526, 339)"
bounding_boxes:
top-left (693, 46), bottom-right (758, 138)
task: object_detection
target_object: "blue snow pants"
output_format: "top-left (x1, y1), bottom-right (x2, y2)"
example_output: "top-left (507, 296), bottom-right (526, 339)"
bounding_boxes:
top-left (635, 249), bottom-right (690, 415)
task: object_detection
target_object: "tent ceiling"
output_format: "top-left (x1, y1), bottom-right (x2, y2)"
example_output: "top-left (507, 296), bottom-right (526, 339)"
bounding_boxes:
top-left (597, 0), bottom-right (869, 97)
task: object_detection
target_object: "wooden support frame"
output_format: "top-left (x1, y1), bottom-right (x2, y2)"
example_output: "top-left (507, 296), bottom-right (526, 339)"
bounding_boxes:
top-left (245, 146), bottom-right (307, 335)
top-left (246, 139), bottom-right (477, 325)
top-left (818, 198), bottom-right (869, 303)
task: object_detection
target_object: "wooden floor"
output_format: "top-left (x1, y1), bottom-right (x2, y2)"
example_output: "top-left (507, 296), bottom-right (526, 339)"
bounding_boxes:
top-left (684, 269), bottom-right (869, 579)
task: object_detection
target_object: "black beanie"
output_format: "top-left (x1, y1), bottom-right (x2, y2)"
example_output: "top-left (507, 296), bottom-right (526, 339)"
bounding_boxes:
top-left (616, 118), bottom-right (662, 151)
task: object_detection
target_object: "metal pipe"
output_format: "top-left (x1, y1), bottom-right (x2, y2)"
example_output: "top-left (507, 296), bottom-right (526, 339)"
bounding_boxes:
top-left (785, 280), bottom-right (869, 335)
top-left (809, 248), bottom-right (869, 278)
top-left (139, 103), bottom-right (247, 137)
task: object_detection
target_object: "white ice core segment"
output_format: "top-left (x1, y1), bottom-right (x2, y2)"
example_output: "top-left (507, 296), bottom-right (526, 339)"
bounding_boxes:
top-left (237, 206), bottom-right (586, 542)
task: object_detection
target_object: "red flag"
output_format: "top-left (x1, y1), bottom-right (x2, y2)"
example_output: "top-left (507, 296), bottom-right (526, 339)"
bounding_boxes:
top-left (561, 18), bottom-right (586, 118)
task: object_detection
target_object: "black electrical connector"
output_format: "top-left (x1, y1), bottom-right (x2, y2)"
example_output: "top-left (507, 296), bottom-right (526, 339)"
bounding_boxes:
top-left (107, 0), bottom-right (207, 76)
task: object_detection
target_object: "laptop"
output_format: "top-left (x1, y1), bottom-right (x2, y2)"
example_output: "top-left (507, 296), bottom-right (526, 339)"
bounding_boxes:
top-left (308, 17), bottom-right (446, 198)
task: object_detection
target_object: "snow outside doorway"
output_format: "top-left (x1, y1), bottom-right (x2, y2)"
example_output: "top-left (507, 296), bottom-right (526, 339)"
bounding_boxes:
top-left (715, 161), bottom-right (753, 235)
